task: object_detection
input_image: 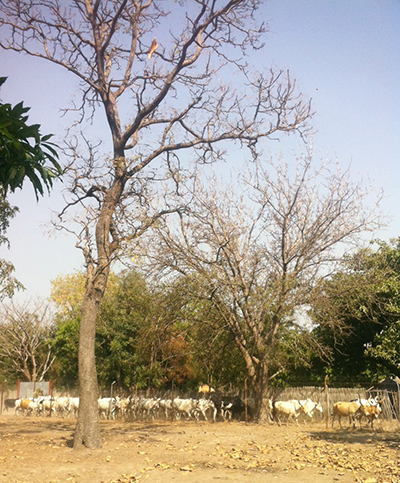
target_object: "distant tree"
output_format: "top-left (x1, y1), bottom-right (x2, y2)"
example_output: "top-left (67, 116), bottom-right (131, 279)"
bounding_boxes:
top-left (133, 276), bottom-right (203, 391)
top-left (0, 299), bottom-right (56, 383)
top-left (99, 273), bottom-right (200, 391)
top-left (51, 272), bottom-right (86, 318)
top-left (310, 239), bottom-right (400, 385)
top-left (137, 154), bottom-right (382, 417)
top-left (0, 0), bottom-right (313, 448)
top-left (51, 270), bottom-right (152, 390)
top-left (154, 275), bottom-right (247, 390)
top-left (0, 194), bottom-right (23, 300)
top-left (96, 271), bottom-right (152, 390)
top-left (51, 268), bottom-right (245, 392)
top-left (50, 273), bottom-right (86, 388)
top-left (189, 297), bottom-right (248, 390)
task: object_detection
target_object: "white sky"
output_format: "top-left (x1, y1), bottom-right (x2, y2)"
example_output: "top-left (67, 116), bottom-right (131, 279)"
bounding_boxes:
top-left (1, 0), bottom-right (399, 302)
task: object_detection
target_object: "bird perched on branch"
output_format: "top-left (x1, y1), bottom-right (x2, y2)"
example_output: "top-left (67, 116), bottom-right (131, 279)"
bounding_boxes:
top-left (148, 37), bottom-right (158, 59)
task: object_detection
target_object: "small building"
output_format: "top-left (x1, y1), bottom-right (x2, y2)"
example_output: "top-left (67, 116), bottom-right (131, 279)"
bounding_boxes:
top-left (369, 375), bottom-right (400, 419)
top-left (374, 375), bottom-right (400, 392)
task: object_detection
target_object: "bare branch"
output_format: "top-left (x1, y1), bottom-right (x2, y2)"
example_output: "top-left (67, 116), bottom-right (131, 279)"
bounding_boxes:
top-left (134, 153), bottom-right (383, 409)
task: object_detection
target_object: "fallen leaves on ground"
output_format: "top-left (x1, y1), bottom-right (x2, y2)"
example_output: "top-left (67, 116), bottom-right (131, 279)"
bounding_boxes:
top-left (287, 435), bottom-right (400, 482)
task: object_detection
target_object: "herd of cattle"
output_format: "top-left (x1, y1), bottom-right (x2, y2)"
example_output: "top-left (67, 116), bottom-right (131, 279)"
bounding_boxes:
top-left (3, 393), bottom-right (384, 429)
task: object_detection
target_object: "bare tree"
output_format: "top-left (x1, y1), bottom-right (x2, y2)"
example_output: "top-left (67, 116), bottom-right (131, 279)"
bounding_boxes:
top-left (0, 0), bottom-right (312, 447)
top-left (136, 153), bottom-right (382, 418)
top-left (0, 300), bottom-right (56, 383)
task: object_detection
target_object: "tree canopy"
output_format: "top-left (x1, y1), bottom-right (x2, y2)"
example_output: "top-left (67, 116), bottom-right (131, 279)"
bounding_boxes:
top-left (132, 154), bottom-right (381, 415)
top-left (50, 270), bottom-right (243, 393)
top-left (0, 77), bottom-right (61, 198)
top-left (310, 239), bottom-right (400, 385)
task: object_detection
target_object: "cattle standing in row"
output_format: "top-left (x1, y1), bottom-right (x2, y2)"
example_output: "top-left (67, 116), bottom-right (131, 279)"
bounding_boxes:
top-left (332, 396), bottom-right (383, 429)
top-left (38, 396), bottom-right (55, 416)
top-left (356, 402), bottom-right (381, 428)
top-left (298, 399), bottom-right (324, 419)
top-left (69, 397), bottom-right (80, 418)
top-left (158, 398), bottom-right (173, 419)
top-left (113, 396), bottom-right (130, 419)
top-left (137, 397), bottom-right (160, 421)
top-left (194, 398), bottom-right (217, 421)
top-left (53, 396), bottom-right (70, 417)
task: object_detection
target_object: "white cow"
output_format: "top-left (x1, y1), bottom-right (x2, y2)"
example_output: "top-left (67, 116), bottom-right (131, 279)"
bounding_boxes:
top-left (15, 398), bottom-right (41, 416)
top-left (98, 397), bottom-right (115, 419)
top-left (194, 398), bottom-right (217, 421)
top-left (53, 397), bottom-right (70, 417)
top-left (172, 398), bottom-right (199, 420)
top-left (114, 396), bottom-right (130, 419)
top-left (159, 398), bottom-right (173, 419)
top-left (272, 400), bottom-right (307, 425)
top-left (297, 399), bottom-right (324, 419)
top-left (38, 396), bottom-right (55, 416)
top-left (68, 397), bottom-right (80, 418)
top-left (137, 398), bottom-right (160, 421)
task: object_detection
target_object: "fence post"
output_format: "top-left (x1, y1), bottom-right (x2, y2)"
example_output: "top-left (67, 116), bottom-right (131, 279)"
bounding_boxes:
top-left (244, 378), bottom-right (248, 423)
top-left (324, 375), bottom-right (329, 430)
top-left (109, 381), bottom-right (116, 419)
top-left (0, 380), bottom-right (4, 414)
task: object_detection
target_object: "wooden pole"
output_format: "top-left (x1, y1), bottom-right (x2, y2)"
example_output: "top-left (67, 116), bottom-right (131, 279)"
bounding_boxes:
top-left (244, 378), bottom-right (248, 423)
top-left (324, 375), bottom-right (329, 430)
top-left (109, 381), bottom-right (116, 419)
top-left (49, 380), bottom-right (53, 417)
top-left (0, 381), bottom-right (4, 415)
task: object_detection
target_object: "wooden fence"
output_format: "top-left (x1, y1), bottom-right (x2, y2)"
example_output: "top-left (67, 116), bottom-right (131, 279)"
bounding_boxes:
top-left (272, 386), bottom-right (400, 421)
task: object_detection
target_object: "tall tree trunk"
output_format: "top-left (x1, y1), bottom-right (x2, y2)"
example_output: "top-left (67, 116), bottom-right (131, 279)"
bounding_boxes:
top-left (73, 292), bottom-right (102, 449)
top-left (73, 179), bottom-right (122, 449)
top-left (252, 361), bottom-right (270, 422)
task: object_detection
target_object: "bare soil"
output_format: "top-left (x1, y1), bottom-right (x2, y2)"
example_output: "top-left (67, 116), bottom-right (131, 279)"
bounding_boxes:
top-left (1, 413), bottom-right (400, 483)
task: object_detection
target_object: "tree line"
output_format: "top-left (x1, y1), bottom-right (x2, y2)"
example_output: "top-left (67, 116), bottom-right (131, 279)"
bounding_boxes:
top-left (2, 236), bottom-right (399, 397)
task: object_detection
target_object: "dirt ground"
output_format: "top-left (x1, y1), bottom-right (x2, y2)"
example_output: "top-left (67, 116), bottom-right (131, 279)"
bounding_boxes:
top-left (1, 413), bottom-right (400, 483)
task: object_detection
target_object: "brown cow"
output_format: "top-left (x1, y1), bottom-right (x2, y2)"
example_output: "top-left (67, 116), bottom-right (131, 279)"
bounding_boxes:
top-left (332, 401), bottom-right (360, 429)
top-left (356, 401), bottom-right (382, 428)
top-left (15, 398), bottom-right (40, 416)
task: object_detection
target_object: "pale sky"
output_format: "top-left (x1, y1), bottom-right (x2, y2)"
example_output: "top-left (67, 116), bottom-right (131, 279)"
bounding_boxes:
top-left (1, 0), bottom-right (399, 302)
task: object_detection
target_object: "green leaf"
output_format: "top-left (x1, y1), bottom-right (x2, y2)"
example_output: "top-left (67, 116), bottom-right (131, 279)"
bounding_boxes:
top-left (0, 78), bottom-right (62, 197)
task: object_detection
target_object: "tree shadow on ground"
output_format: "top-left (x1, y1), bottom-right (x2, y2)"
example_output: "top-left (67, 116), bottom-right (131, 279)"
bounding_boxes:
top-left (309, 428), bottom-right (400, 449)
